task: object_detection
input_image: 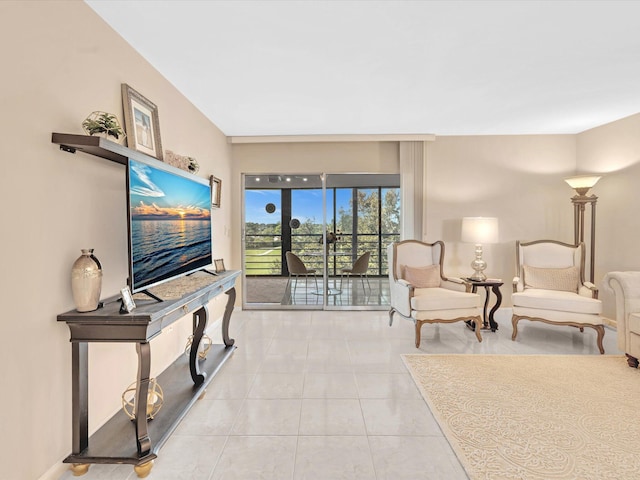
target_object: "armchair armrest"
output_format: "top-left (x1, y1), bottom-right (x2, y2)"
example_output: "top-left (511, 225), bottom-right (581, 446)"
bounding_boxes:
top-left (512, 276), bottom-right (521, 293)
top-left (390, 278), bottom-right (414, 317)
top-left (442, 276), bottom-right (469, 292)
top-left (581, 282), bottom-right (598, 299)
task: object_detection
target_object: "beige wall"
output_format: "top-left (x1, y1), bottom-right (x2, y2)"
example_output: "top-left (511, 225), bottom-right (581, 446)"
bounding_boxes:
top-left (2, 2), bottom-right (639, 478)
top-left (576, 112), bottom-right (640, 316)
top-left (0, 2), bottom-right (232, 479)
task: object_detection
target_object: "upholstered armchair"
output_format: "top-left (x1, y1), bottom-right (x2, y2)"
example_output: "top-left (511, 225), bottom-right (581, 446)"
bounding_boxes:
top-left (388, 240), bottom-right (483, 348)
top-left (604, 272), bottom-right (640, 367)
top-left (511, 240), bottom-right (605, 353)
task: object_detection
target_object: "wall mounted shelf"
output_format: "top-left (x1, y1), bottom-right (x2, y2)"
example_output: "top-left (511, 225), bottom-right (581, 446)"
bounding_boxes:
top-left (52, 132), bottom-right (156, 166)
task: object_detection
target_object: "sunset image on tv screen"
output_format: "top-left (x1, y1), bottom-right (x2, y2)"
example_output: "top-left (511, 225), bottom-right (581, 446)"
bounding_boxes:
top-left (128, 158), bottom-right (212, 291)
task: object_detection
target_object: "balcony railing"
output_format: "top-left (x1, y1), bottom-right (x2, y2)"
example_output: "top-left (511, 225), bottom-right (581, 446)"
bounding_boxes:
top-left (244, 233), bottom-right (399, 276)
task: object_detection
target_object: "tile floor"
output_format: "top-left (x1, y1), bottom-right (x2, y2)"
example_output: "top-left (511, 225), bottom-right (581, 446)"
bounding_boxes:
top-left (58, 309), bottom-right (620, 480)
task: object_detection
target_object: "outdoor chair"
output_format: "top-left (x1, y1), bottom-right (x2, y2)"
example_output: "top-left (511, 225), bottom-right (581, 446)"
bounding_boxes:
top-left (340, 251), bottom-right (371, 292)
top-left (285, 251), bottom-right (318, 295)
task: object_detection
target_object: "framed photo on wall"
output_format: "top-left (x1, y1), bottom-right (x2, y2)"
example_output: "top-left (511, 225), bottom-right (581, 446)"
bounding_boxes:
top-left (210, 175), bottom-right (222, 208)
top-left (121, 83), bottom-right (163, 160)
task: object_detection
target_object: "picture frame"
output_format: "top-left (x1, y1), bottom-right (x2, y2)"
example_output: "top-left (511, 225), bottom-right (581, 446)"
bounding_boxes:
top-left (210, 175), bottom-right (222, 208)
top-left (121, 83), bottom-right (163, 160)
top-left (120, 286), bottom-right (136, 313)
top-left (214, 258), bottom-right (226, 273)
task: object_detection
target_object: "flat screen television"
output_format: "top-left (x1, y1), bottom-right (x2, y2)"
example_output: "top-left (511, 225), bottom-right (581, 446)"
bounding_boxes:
top-left (126, 156), bottom-right (212, 294)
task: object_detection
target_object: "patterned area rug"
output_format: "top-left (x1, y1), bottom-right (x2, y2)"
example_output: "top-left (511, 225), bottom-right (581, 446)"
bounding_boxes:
top-left (402, 354), bottom-right (640, 480)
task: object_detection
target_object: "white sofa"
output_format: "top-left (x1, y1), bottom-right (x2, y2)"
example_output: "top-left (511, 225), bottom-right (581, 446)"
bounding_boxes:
top-left (604, 272), bottom-right (640, 368)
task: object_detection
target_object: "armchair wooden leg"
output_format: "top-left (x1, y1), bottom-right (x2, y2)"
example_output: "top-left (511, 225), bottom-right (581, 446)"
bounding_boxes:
top-left (415, 320), bottom-right (423, 348)
top-left (594, 325), bottom-right (605, 354)
top-left (389, 308), bottom-right (395, 326)
top-left (473, 317), bottom-right (483, 342)
top-left (626, 354), bottom-right (639, 368)
top-left (511, 315), bottom-right (519, 341)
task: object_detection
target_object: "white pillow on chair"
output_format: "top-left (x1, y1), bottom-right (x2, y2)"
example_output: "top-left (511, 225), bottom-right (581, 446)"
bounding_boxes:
top-left (402, 264), bottom-right (441, 288)
top-left (523, 265), bottom-right (579, 293)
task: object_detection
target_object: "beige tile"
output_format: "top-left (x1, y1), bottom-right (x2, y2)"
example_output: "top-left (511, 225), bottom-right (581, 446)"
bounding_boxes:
top-left (206, 372), bottom-right (255, 399)
top-left (210, 436), bottom-right (297, 480)
top-left (354, 372), bottom-right (421, 399)
top-left (247, 372), bottom-right (304, 398)
top-left (368, 435), bottom-right (468, 479)
top-left (360, 398), bottom-right (441, 435)
top-left (146, 434), bottom-right (227, 480)
top-left (231, 399), bottom-right (301, 435)
top-left (294, 436), bottom-right (375, 480)
top-left (299, 399), bottom-right (366, 435)
top-left (303, 372), bottom-right (358, 398)
top-left (174, 399), bottom-right (243, 435)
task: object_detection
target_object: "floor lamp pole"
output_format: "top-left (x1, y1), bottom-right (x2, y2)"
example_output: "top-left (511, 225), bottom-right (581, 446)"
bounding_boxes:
top-left (571, 194), bottom-right (597, 284)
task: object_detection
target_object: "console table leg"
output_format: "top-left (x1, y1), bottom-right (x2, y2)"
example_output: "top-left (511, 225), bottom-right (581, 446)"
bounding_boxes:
top-left (71, 342), bottom-right (89, 455)
top-left (134, 342), bottom-right (152, 456)
top-left (489, 285), bottom-right (502, 331)
top-left (190, 306), bottom-right (208, 386)
top-left (222, 287), bottom-right (236, 347)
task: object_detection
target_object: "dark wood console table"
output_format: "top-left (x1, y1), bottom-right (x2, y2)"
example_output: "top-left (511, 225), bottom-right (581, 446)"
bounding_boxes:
top-left (57, 270), bottom-right (240, 477)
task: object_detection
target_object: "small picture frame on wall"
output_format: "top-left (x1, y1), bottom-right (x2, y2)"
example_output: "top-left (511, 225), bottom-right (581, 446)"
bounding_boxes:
top-left (119, 286), bottom-right (136, 313)
top-left (214, 258), bottom-right (226, 273)
top-left (121, 83), bottom-right (164, 160)
top-left (210, 175), bottom-right (222, 208)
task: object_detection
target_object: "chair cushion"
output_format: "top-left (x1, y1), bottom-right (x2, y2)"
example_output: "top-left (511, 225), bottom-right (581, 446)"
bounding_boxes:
top-left (512, 288), bottom-right (602, 314)
top-left (402, 264), bottom-right (440, 288)
top-left (411, 287), bottom-right (481, 311)
top-left (523, 265), bottom-right (579, 293)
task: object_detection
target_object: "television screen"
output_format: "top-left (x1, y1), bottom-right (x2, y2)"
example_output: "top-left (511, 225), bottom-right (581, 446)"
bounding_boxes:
top-left (127, 157), bottom-right (212, 294)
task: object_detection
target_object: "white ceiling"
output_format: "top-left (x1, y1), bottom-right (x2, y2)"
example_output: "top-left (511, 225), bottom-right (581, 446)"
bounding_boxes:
top-left (86, 0), bottom-right (640, 137)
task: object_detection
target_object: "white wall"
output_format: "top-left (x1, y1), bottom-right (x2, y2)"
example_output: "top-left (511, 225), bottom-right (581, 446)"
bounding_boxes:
top-left (0, 2), bottom-right (232, 479)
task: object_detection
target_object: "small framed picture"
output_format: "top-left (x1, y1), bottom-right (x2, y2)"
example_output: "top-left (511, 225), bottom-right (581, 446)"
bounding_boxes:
top-left (120, 286), bottom-right (136, 313)
top-left (210, 175), bottom-right (222, 208)
top-left (214, 258), bottom-right (226, 273)
top-left (121, 83), bottom-right (163, 160)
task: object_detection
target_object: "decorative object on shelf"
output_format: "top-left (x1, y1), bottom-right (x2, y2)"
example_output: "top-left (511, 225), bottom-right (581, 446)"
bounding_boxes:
top-left (121, 83), bottom-right (163, 160)
top-left (210, 175), bottom-right (222, 208)
top-left (119, 286), bottom-right (136, 313)
top-left (214, 258), bottom-right (226, 273)
top-left (290, 218), bottom-right (301, 229)
top-left (184, 334), bottom-right (212, 360)
top-left (121, 378), bottom-right (164, 420)
top-left (165, 149), bottom-right (200, 174)
top-left (565, 174), bottom-right (601, 284)
top-left (70, 249), bottom-right (103, 312)
top-left (81, 111), bottom-right (126, 144)
top-left (461, 217), bottom-right (499, 281)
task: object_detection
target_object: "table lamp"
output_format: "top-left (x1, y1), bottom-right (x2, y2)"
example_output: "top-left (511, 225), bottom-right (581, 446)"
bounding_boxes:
top-left (461, 217), bottom-right (499, 281)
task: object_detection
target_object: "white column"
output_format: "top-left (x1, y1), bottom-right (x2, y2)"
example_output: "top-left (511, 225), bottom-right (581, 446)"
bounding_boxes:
top-left (399, 141), bottom-right (426, 240)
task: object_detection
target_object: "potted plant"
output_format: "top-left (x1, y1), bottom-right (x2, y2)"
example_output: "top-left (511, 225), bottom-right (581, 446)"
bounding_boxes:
top-left (82, 111), bottom-right (126, 142)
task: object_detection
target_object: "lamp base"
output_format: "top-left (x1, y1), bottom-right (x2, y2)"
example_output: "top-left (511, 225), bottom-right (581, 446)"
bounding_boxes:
top-left (468, 272), bottom-right (487, 282)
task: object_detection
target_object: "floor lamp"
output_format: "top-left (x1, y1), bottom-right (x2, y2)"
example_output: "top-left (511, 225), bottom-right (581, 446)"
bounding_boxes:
top-left (564, 175), bottom-right (601, 284)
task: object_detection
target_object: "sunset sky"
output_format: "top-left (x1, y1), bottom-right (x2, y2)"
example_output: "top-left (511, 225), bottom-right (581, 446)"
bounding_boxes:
top-left (129, 159), bottom-right (211, 221)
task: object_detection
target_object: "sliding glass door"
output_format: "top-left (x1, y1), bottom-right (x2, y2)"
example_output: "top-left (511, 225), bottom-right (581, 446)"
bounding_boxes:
top-left (242, 173), bottom-right (400, 309)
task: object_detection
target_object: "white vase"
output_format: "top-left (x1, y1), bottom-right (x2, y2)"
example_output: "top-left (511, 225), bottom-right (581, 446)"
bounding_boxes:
top-left (71, 249), bottom-right (103, 312)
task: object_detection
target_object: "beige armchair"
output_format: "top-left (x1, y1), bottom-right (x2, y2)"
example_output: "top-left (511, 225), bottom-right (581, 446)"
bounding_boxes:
top-left (388, 240), bottom-right (483, 348)
top-left (511, 240), bottom-right (605, 353)
top-left (604, 272), bottom-right (640, 367)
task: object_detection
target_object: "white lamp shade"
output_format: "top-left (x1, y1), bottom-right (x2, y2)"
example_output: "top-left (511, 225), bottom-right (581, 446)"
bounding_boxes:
top-left (461, 217), bottom-right (499, 244)
top-left (564, 175), bottom-right (601, 190)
